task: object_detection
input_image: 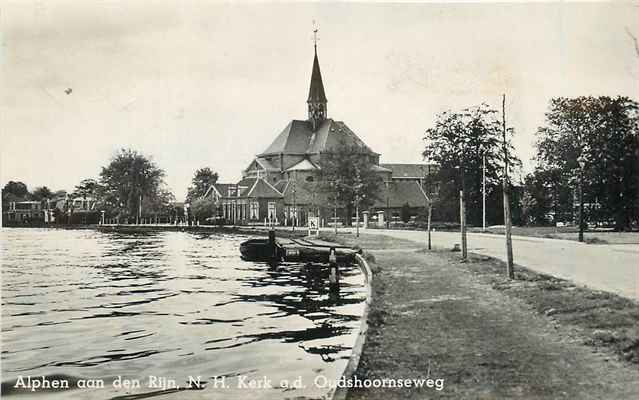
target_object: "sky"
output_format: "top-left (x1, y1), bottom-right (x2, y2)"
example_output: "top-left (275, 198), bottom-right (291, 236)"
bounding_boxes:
top-left (2, 1), bottom-right (639, 201)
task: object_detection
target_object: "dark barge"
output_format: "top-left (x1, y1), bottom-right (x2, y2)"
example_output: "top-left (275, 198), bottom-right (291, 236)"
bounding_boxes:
top-left (239, 232), bottom-right (360, 264)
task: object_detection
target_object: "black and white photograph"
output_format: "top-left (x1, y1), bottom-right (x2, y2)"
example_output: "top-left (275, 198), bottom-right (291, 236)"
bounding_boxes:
top-left (1, 1), bottom-right (639, 399)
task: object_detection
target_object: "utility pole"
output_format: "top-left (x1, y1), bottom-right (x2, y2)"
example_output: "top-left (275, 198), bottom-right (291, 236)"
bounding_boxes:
top-left (483, 154), bottom-right (486, 232)
top-left (502, 94), bottom-right (514, 279)
top-left (577, 154), bottom-right (585, 242)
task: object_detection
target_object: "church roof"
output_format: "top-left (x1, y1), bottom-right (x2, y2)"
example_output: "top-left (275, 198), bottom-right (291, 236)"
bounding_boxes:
top-left (259, 119), bottom-right (377, 156)
top-left (307, 48), bottom-right (327, 104)
top-left (380, 163), bottom-right (437, 179)
top-left (285, 158), bottom-right (319, 172)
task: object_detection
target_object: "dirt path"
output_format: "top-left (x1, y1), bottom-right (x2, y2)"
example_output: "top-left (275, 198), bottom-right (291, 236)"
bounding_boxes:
top-left (346, 249), bottom-right (639, 399)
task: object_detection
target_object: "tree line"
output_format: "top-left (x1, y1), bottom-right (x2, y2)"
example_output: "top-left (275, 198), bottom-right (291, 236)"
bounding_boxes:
top-left (424, 96), bottom-right (639, 231)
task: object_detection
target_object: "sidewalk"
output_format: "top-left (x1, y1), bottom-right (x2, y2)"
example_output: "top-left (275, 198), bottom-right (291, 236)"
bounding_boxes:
top-left (346, 248), bottom-right (639, 399)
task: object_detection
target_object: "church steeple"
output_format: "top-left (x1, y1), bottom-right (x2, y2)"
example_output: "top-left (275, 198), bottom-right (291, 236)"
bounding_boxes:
top-left (307, 29), bottom-right (327, 131)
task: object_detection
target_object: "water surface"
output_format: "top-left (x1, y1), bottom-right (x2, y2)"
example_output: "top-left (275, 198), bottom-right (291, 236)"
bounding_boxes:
top-left (1, 228), bottom-right (366, 399)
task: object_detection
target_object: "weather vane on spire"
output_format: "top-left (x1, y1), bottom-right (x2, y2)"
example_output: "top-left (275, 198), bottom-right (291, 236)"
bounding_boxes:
top-left (312, 20), bottom-right (319, 49)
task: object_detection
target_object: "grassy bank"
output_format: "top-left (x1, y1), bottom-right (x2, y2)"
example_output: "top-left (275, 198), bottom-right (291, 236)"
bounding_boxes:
top-left (468, 226), bottom-right (639, 244)
top-left (461, 252), bottom-right (639, 364)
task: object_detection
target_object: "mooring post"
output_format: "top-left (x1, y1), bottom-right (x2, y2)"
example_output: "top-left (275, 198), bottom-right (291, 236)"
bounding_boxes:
top-left (328, 247), bottom-right (339, 289)
top-left (268, 230), bottom-right (277, 260)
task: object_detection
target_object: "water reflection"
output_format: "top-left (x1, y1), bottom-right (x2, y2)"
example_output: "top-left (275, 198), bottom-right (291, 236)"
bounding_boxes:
top-left (1, 228), bottom-right (366, 399)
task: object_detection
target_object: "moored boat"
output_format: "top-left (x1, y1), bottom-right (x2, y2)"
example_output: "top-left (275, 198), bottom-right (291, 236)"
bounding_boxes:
top-left (239, 238), bottom-right (282, 261)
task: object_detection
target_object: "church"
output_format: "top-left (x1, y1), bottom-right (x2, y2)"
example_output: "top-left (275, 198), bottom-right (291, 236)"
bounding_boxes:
top-left (203, 40), bottom-right (434, 227)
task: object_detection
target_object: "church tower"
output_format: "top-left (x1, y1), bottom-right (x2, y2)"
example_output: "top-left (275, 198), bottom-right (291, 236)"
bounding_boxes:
top-left (307, 33), bottom-right (327, 131)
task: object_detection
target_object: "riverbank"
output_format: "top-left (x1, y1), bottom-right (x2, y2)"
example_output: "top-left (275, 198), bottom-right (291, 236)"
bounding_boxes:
top-left (320, 232), bottom-right (639, 399)
top-left (90, 223), bottom-right (311, 239)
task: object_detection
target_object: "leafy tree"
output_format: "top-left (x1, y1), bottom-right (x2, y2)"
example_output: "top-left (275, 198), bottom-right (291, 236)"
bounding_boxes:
top-left (99, 148), bottom-right (170, 220)
top-left (423, 104), bottom-right (521, 226)
top-left (191, 197), bottom-right (217, 222)
top-left (535, 96), bottom-right (639, 230)
top-left (52, 190), bottom-right (68, 199)
top-left (73, 179), bottom-right (100, 199)
top-left (31, 186), bottom-right (53, 201)
top-left (318, 140), bottom-right (382, 226)
top-left (186, 167), bottom-right (219, 202)
top-left (2, 181), bottom-right (30, 201)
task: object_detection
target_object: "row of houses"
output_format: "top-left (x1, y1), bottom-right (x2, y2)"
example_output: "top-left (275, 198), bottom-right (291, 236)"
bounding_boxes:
top-left (2, 196), bottom-right (98, 226)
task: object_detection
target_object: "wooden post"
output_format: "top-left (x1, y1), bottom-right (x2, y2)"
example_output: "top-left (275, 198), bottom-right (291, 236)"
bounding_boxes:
top-left (502, 94), bottom-right (514, 279)
top-left (460, 188), bottom-right (467, 261)
top-left (427, 202), bottom-right (432, 250)
top-left (578, 166), bottom-right (585, 242)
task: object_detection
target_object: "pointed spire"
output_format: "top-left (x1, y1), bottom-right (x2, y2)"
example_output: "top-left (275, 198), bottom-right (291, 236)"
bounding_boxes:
top-left (307, 25), bottom-right (327, 131)
top-left (307, 47), bottom-right (327, 104)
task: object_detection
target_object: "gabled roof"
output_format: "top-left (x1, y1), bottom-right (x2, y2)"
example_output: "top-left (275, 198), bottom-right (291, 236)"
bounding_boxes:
top-left (259, 119), bottom-right (377, 157)
top-left (245, 178), bottom-right (283, 198)
top-left (273, 180), bottom-right (289, 193)
top-left (307, 48), bottom-right (327, 104)
top-left (237, 178), bottom-right (258, 196)
top-left (203, 183), bottom-right (235, 199)
top-left (380, 163), bottom-right (437, 179)
top-left (285, 158), bottom-right (319, 172)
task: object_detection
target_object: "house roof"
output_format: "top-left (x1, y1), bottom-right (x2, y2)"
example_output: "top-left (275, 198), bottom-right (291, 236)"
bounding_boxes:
top-left (204, 183), bottom-right (235, 198)
top-left (273, 180), bottom-right (289, 193)
top-left (259, 119), bottom-right (377, 157)
top-left (380, 163), bottom-right (437, 179)
top-left (245, 178), bottom-right (283, 198)
top-left (373, 180), bottom-right (429, 208)
top-left (371, 164), bottom-right (393, 173)
top-left (237, 178), bottom-right (257, 196)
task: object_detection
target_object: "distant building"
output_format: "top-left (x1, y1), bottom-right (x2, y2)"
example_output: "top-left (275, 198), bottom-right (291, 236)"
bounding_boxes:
top-left (203, 41), bottom-right (436, 226)
top-left (2, 201), bottom-right (48, 225)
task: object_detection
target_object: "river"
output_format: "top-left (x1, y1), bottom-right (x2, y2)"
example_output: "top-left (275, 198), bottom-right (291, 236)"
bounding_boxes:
top-left (0, 228), bottom-right (366, 399)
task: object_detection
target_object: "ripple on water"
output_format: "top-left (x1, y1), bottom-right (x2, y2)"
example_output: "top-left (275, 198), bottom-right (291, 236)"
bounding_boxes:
top-left (1, 228), bottom-right (366, 399)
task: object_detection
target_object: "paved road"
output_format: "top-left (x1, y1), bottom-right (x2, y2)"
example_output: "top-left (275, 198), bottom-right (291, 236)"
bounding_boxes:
top-left (340, 228), bottom-right (639, 301)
